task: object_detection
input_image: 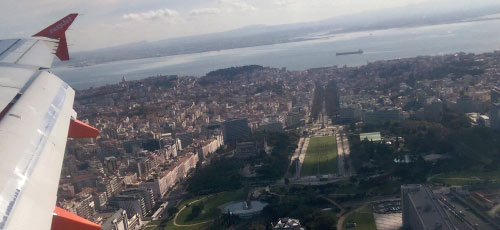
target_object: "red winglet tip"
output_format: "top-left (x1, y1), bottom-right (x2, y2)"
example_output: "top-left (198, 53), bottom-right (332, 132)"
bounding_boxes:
top-left (52, 207), bottom-right (101, 230)
top-left (33, 13), bottom-right (78, 61)
top-left (33, 13), bottom-right (78, 39)
top-left (68, 119), bottom-right (98, 138)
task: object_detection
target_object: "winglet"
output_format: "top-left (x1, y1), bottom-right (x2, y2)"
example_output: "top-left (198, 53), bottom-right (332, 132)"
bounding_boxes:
top-left (68, 119), bottom-right (98, 138)
top-left (33, 13), bottom-right (78, 61)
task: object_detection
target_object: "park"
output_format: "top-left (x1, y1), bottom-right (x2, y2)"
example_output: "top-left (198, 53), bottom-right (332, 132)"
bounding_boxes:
top-left (343, 205), bottom-right (377, 230)
top-left (149, 190), bottom-right (246, 230)
top-left (301, 136), bottom-right (338, 177)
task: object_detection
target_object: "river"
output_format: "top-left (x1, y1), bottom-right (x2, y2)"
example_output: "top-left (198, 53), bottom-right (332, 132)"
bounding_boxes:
top-left (52, 19), bottom-right (500, 90)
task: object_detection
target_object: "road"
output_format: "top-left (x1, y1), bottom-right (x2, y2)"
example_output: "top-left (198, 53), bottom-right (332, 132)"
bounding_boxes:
top-left (318, 195), bottom-right (345, 216)
top-left (337, 206), bottom-right (360, 230)
top-left (290, 137), bottom-right (309, 179)
top-left (288, 176), bottom-right (349, 185)
top-left (336, 132), bottom-right (346, 177)
top-left (336, 127), bottom-right (354, 177)
top-left (296, 138), bottom-right (309, 178)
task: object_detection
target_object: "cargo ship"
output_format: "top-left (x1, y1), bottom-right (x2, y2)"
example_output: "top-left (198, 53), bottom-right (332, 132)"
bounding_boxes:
top-left (336, 49), bottom-right (363, 56)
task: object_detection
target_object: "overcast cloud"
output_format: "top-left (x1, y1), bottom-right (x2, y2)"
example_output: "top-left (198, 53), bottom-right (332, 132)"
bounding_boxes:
top-left (0, 0), bottom-right (498, 51)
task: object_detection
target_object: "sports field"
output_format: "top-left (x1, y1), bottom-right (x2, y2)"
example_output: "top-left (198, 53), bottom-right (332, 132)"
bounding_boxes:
top-left (301, 136), bottom-right (338, 176)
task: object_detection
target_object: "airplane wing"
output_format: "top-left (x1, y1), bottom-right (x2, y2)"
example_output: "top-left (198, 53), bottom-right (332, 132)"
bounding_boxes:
top-left (0, 14), bottom-right (99, 230)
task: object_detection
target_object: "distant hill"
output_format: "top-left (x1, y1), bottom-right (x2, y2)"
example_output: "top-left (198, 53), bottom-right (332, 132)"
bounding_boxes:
top-left (59, 1), bottom-right (500, 67)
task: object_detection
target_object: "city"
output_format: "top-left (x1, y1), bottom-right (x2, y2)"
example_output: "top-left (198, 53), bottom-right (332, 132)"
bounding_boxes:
top-left (56, 51), bottom-right (500, 229)
top-left (2, 1), bottom-right (500, 230)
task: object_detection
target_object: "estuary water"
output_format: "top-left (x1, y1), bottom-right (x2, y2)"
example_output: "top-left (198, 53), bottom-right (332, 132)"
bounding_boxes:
top-left (52, 19), bottom-right (500, 90)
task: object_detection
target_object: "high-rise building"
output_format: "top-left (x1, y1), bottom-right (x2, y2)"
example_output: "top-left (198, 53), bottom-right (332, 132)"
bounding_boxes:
top-left (491, 87), bottom-right (500, 104)
top-left (63, 192), bottom-right (95, 222)
top-left (222, 118), bottom-right (251, 142)
top-left (139, 176), bottom-right (168, 201)
top-left (121, 188), bottom-right (155, 216)
top-left (286, 112), bottom-right (303, 128)
top-left (104, 156), bottom-right (118, 174)
top-left (401, 185), bottom-right (454, 230)
top-left (176, 131), bottom-right (194, 149)
top-left (93, 192), bottom-right (108, 211)
top-left (104, 127), bottom-right (119, 139)
top-left (491, 104), bottom-right (500, 130)
top-left (235, 142), bottom-right (258, 159)
top-left (98, 175), bottom-right (123, 196)
top-left (136, 157), bottom-right (152, 178)
top-left (339, 107), bottom-right (362, 123)
top-left (58, 183), bottom-right (76, 199)
top-left (258, 120), bottom-right (283, 133)
top-left (112, 194), bottom-right (146, 218)
top-left (456, 95), bottom-right (478, 113)
top-left (490, 88), bottom-right (500, 130)
top-left (364, 109), bottom-right (404, 123)
top-left (101, 209), bottom-right (128, 230)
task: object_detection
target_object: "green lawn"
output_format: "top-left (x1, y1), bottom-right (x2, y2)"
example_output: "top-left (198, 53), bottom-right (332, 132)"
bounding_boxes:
top-left (151, 189), bottom-right (246, 230)
top-left (344, 205), bottom-right (377, 230)
top-left (301, 136), bottom-right (338, 176)
top-left (431, 170), bottom-right (500, 186)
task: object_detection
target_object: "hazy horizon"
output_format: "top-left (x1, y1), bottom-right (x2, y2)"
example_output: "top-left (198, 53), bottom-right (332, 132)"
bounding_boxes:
top-left (2, 0), bottom-right (500, 52)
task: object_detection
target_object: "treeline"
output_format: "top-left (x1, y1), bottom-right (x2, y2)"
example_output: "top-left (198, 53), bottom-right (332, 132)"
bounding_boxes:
top-left (350, 114), bottom-right (500, 183)
top-left (257, 132), bottom-right (299, 181)
top-left (186, 157), bottom-right (243, 195)
top-left (186, 131), bottom-right (299, 195)
top-left (261, 186), bottom-right (337, 230)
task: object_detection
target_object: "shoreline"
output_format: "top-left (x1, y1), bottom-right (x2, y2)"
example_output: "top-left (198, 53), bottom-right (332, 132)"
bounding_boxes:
top-left (58, 16), bottom-right (500, 69)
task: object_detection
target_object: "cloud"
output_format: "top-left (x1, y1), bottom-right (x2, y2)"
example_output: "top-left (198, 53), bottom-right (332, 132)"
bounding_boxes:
top-left (189, 8), bottom-right (222, 17)
top-left (219, 0), bottom-right (258, 12)
top-left (188, 1), bottom-right (257, 19)
top-left (123, 8), bottom-right (179, 21)
top-left (273, 0), bottom-right (298, 7)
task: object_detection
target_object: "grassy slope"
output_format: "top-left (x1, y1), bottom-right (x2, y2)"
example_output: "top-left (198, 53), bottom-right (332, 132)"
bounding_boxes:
top-left (301, 136), bottom-right (338, 176)
top-left (344, 205), bottom-right (377, 230)
top-left (153, 190), bottom-right (246, 230)
top-left (431, 170), bottom-right (500, 186)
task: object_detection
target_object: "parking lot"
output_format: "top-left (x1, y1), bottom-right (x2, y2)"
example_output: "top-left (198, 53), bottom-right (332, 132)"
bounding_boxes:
top-left (372, 200), bottom-right (402, 230)
top-left (374, 213), bottom-right (402, 230)
top-left (373, 200), bottom-right (401, 214)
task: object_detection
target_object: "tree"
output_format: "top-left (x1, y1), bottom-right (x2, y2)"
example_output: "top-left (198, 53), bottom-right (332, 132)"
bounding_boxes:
top-left (248, 222), bottom-right (266, 230)
top-left (167, 207), bottom-right (179, 217)
top-left (187, 158), bottom-right (243, 194)
top-left (187, 202), bottom-right (205, 220)
top-left (312, 213), bottom-right (336, 230)
top-left (349, 122), bottom-right (356, 132)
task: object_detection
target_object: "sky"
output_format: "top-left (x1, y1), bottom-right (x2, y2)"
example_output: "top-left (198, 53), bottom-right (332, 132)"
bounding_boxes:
top-left (0, 0), bottom-right (497, 52)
